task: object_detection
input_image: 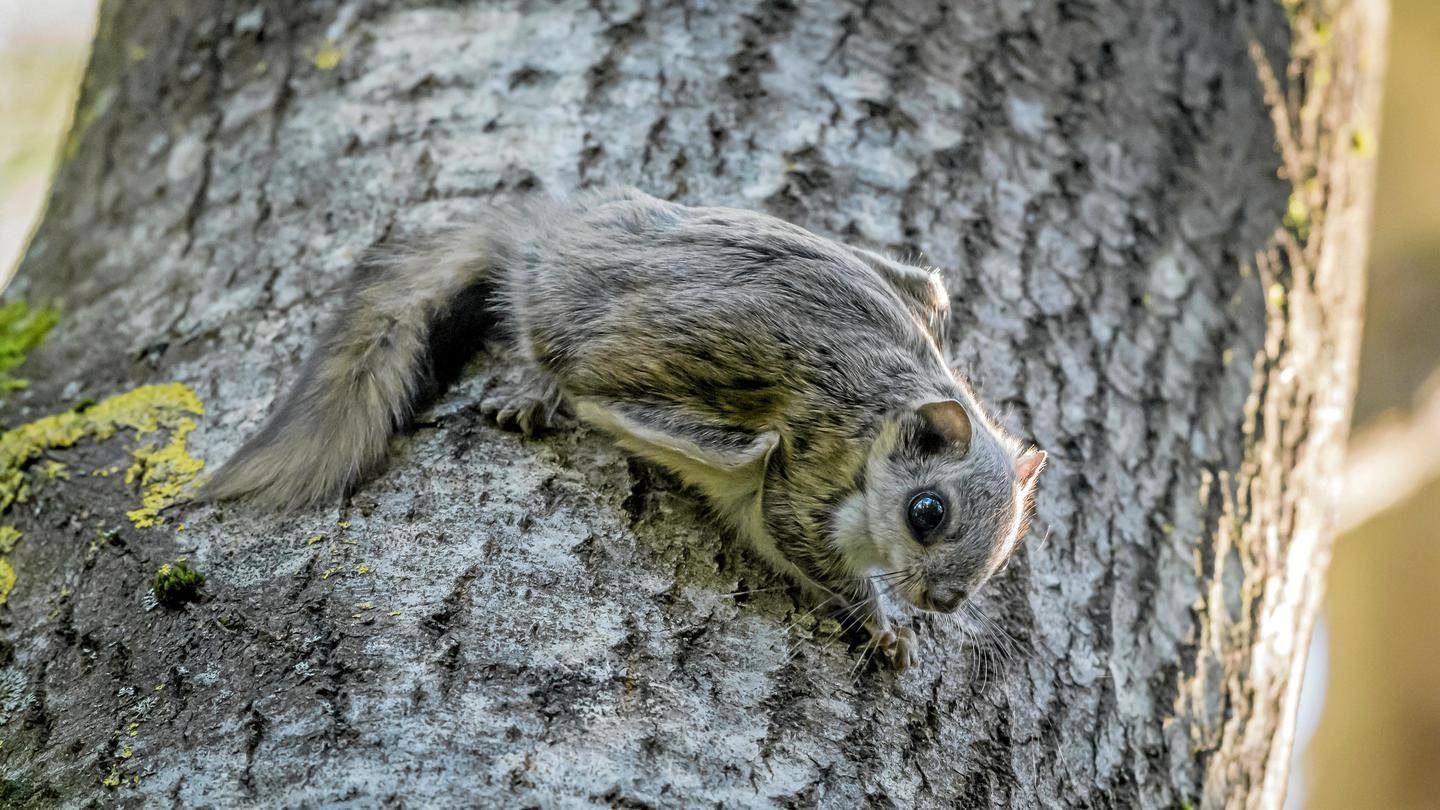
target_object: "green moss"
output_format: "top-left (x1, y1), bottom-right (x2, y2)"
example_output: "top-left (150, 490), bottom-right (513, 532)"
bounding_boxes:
top-left (0, 300), bottom-right (58, 394)
top-left (151, 560), bottom-right (204, 608)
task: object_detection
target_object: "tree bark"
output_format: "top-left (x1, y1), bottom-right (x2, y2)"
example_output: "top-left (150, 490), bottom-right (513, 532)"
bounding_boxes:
top-left (0, 0), bottom-right (1383, 806)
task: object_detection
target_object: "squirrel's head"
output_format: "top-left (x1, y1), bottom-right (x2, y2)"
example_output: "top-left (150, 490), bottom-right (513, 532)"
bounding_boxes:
top-left (840, 397), bottom-right (1045, 614)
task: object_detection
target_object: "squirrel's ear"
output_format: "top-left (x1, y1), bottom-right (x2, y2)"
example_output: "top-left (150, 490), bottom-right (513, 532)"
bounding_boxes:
top-left (916, 399), bottom-right (972, 456)
top-left (1016, 449), bottom-right (1047, 485)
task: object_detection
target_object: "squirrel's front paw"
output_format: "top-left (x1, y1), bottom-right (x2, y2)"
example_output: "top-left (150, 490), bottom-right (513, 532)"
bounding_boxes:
top-left (870, 625), bottom-right (921, 672)
top-left (481, 370), bottom-right (565, 437)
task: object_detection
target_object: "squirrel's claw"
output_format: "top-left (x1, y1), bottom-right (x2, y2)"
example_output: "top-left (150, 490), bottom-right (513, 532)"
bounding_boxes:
top-left (868, 624), bottom-right (921, 672)
top-left (481, 370), bottom-right (565, 437)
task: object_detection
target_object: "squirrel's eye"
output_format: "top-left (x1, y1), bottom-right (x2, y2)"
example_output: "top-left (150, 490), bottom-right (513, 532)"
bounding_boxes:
top-left (907, 491), bottom-right (946, 540)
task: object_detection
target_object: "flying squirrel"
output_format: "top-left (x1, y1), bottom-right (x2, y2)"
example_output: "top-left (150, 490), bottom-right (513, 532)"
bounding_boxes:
top-left (205, 187), bottom-right (1046, 671)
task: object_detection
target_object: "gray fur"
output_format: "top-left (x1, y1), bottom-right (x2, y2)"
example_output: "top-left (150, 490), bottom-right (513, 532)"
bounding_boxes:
top-left (208, 188), bottom-right (1045, 669)
top-left (203, 225), bottom-right (502, 509)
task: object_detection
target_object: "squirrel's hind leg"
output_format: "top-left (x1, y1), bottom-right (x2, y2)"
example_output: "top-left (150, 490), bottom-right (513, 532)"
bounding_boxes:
top-left (481, 365), bottom-right (566, 436)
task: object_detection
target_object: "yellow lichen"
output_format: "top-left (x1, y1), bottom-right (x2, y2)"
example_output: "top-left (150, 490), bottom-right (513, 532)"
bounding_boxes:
top-left (1350, 126), bottom-right (1375, 157)
top-left (0, 384), bottom-right (206, 601)
top-left (0, 383), bottom-right (203, 520)
top-left (1267, 283), bottom-right (1287, 310)
top-left (313, 41), bottom-right (344, 70)
top-left (0, 560), bottom-right (13, 607)
top-left (125, 417), bottom-right (204, 528)
top-left (0, 527), bottom-right (18, 605)
top-left (1282, 191), bottom-right (1311, 239)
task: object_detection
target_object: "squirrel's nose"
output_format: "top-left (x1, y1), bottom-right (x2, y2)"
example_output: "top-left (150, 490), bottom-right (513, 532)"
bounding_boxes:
top-left (925, 586), bottom-right (966, 613)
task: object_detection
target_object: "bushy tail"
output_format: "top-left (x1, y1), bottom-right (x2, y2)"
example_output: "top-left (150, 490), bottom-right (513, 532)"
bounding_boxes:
top-left (204, 225), bottom-right (501, 510)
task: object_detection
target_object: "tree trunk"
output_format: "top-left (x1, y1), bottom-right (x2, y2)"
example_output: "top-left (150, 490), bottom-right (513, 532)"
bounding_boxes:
top-left (0, 0), bottom-right (1384, 806)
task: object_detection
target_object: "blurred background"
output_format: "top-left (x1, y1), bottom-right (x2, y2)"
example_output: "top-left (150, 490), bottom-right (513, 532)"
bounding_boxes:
top-left (1293, 2), bottom-right (1440, 807)
top-left (0, 1), bottom-right (1434, 806)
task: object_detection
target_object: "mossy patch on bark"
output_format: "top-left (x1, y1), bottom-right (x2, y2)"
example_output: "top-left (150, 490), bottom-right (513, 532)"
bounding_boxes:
top-left (0, 300), bottom-right (58, 395)
top-left (151, 560), bottom-right (204, 608)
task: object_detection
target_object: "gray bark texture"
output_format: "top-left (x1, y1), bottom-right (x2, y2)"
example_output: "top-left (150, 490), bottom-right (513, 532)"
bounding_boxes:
top-left (0, 0), bottom-right (1384, 807)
